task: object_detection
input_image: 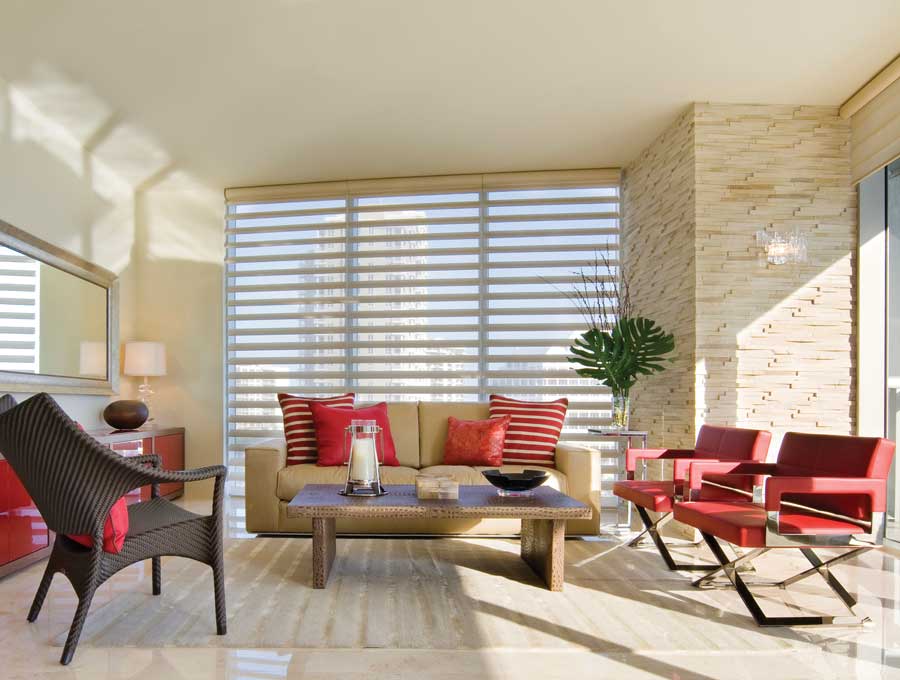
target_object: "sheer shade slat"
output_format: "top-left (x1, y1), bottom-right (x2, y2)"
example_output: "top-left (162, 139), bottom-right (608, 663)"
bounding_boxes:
top-left (225, 169), bottom-right (620, 498)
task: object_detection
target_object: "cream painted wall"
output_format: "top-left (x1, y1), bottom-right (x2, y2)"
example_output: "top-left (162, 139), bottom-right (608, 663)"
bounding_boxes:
top-left (0, 71), bottom-right (224, 496)
top-left (134, 174), bottom-right (224, 498)
top-left (0, 73), bottom-right (138, 425)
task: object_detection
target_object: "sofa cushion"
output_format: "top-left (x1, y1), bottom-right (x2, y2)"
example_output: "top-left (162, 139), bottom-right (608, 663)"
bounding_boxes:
top-left (489, 394), bottom-right (567, 467)
top-left (418, 402), bottom-right (490, 468)
top-left (443, 415), bottom-right (510, 466)
top-left (310, 402), bottom-right (400, 467)
top-left (278, 393), bottom-right (355, 465)
top-left (277, 464), bottom-right (420, 501)
top-left (386, 402), bottom-right (420, 468)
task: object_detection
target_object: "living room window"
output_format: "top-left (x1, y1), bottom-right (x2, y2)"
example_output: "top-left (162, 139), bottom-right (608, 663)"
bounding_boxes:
top-left (224, 170), bottom-right (620, 496)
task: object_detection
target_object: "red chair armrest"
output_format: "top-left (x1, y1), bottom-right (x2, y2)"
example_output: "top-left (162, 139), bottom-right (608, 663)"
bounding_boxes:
top-left (625, 448), bottom-right (695, 473)
top-left (687, 462), bottom-right (777, 499)
top-left (764, 477), bottom-right (887, 513)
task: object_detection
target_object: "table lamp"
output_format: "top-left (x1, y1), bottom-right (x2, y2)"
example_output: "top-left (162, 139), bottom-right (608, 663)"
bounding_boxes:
top-left (124, 341), bottom-right (166, 419)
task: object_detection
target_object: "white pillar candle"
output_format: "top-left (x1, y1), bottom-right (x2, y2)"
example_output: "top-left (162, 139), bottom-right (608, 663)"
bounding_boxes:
top-left (349, 437), bottom-right (377, 482)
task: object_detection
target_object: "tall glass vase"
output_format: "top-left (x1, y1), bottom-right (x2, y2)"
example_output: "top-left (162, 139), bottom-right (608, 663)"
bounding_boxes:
top-left (612, 393), bottom-right (630, 430)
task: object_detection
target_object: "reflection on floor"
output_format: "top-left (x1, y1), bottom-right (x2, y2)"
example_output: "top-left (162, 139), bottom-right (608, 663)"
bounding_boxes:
top-left (0, 497), bottom-right (896, 679)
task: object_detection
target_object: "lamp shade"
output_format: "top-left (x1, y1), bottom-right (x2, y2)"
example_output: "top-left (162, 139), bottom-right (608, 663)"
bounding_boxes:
top-left (124, 341), bottom-right (167, 377)
top-left (79, 341), bottom-right (107, 378)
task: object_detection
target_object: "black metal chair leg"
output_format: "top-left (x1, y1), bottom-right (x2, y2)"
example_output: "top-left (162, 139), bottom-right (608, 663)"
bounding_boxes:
top-left (634, 505), bottom-right (714, 571)
top-left (698, 533), bottom-right (870, 627)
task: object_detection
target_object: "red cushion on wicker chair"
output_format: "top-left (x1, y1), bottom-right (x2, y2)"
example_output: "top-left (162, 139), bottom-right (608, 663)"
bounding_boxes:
top-left (68, 497), bottom-right (129, 553)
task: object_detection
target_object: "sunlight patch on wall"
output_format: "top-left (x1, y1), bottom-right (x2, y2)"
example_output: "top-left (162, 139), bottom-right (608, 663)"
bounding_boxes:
top-left (7, 63), bottom-right (112, 180)
top-left (142, 170), bottom-right (224, 265)
top-left (90, 122), bottom-right (170, 201)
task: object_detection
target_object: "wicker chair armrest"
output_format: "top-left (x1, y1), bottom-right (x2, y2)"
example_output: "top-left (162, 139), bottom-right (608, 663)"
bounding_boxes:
top-left (127, 454), bottom-right (161, 468)
top-left (122, 460), bottom-right (227, 485)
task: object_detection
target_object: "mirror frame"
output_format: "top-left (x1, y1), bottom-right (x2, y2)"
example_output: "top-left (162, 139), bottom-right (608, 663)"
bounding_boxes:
top-left (0, 220), bottom-right (119, 395)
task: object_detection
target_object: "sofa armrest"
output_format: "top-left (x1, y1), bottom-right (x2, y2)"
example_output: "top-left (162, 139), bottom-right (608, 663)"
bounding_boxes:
top-left (245, 438), bottom-right (287, 533)
top-left (556, 442), bottom-right (602, 535)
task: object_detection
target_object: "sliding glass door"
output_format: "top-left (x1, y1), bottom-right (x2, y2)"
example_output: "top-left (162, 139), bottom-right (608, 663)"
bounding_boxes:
top-left (888, 158), bottom-right (900, 544)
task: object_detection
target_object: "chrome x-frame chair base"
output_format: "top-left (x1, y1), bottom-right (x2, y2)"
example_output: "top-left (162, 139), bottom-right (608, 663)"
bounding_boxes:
top-left (692, 532), bottom-right (873, 627)
top-left (629, 506), bottom-right (714, 571)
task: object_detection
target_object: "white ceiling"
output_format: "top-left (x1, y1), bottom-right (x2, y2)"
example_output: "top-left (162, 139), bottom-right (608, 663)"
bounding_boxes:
top-left (1, 0), bottom-right (899, 190)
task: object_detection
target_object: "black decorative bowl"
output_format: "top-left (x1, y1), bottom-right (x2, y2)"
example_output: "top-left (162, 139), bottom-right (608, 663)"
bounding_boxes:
top-left (482, 469), bottom-right (550, 497)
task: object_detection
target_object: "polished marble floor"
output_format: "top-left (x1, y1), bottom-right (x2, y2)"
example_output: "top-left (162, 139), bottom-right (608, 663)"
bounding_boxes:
top-left (0, 497), bottom-right (898, 680)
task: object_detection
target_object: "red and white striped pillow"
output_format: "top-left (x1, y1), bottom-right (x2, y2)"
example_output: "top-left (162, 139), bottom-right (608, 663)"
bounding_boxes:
top-left (488, 394), bottom-right (568, 468)
top-left (278, 393), bottom-right (355, 465)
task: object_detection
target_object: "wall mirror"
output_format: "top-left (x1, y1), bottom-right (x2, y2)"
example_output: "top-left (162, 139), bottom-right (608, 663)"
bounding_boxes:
top-left (0, 220), bottom-right (119, 395)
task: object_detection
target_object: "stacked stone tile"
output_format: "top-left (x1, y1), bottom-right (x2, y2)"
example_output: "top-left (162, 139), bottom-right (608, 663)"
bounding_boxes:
top-left (623, 103), bottom-right (856, 450)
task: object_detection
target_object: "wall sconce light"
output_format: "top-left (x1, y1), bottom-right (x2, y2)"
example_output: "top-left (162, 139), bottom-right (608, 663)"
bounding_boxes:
top-left (756, 229), bottom-right (808, 266)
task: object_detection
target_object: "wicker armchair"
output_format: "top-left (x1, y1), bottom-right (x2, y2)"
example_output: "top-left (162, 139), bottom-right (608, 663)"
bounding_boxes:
top-left (0, 393), bottom-right (227, 665)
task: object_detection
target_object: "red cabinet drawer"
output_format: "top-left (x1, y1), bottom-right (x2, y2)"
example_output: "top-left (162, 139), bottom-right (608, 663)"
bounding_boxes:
top-left (154, 433), bottom-right (184, 498)
top-left (0, 459), bottom-right (49, 565)
top-left (110, 438), bottom-right (154, 504)
top-left (6, 463), bottom-right (49, 561)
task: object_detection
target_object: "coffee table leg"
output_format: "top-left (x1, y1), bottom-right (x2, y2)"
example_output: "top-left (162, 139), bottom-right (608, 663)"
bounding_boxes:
top-left (520, 518), bottom-right (566, 591)
top-left (312, 517), bottom-right (336, 589)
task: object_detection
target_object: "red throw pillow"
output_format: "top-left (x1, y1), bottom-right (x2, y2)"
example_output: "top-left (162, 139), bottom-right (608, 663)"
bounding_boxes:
top-left (68, 497), bottom-right (129, 553)
top-left (489, 394), bottom-right (568, 468)
top-left (278, 393), bottom-right (355, 465)
top-left (309, 402), bottom-right (400, 467)
top-left (443, 415), bottom-right (510, 467)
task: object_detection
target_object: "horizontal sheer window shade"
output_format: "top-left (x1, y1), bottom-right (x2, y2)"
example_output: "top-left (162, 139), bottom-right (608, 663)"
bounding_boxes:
top-left (0, 246), bottom-right (38, 372)
top-left (225, 169), bottom-right (620, 496)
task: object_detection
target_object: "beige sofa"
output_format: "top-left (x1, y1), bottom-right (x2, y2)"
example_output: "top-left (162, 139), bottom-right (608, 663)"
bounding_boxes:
top-left (245, 401), bottom-right (602, 536)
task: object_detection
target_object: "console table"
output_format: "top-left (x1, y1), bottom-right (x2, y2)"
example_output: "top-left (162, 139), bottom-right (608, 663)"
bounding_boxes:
top-left (0, 425), bottom-right (185, 578)
top-left (88, 426), bottom-right (186, 502)
top-left (586, 428), bottom-right (649, 527)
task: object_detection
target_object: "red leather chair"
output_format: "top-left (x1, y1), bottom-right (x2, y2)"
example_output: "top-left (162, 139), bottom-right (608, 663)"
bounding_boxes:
top-left (612, 425), bottom-right (771, 570)
top-left (673, 432), bottom-right (895, 626)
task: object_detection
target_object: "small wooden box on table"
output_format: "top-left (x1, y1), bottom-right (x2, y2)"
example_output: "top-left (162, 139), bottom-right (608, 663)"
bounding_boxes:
top-left (287, 484), bottom-right (591, 591)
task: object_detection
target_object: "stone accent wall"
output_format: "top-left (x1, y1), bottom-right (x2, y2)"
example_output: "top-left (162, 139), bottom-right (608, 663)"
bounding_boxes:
top-left (622, 104), bottom-right (856, 450)
top-left (693, 104), bottom-right (856, 442)
top-left (621, 109), bottom-right (697, 448)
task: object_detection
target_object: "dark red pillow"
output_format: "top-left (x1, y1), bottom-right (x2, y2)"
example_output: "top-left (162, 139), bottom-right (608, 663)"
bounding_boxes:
top-left (68, 497), bottom-right (129, 553)
top-left (310, 402), bottom-right (400, 467)
top-left (443, 415), bottom-right (510, 467)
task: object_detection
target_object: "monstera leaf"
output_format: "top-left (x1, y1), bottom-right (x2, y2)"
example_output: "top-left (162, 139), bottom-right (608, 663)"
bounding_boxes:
top-left (568, 317), bottom-right (674, 396)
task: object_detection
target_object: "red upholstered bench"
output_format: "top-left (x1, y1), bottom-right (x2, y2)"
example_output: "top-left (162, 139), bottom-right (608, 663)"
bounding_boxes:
top-left (612, 425), bottom-right (770, 570)
top-left (673, 432), bottom-right (895, 627)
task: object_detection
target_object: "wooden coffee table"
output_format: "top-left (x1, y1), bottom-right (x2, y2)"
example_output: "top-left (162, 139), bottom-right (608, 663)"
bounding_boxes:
top-left (286, 484), bottom-right (591, 591)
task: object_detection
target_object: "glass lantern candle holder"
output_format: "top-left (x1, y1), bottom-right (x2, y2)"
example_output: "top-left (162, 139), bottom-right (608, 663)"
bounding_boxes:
top-left (339, 419), bottom-right (387, 497)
